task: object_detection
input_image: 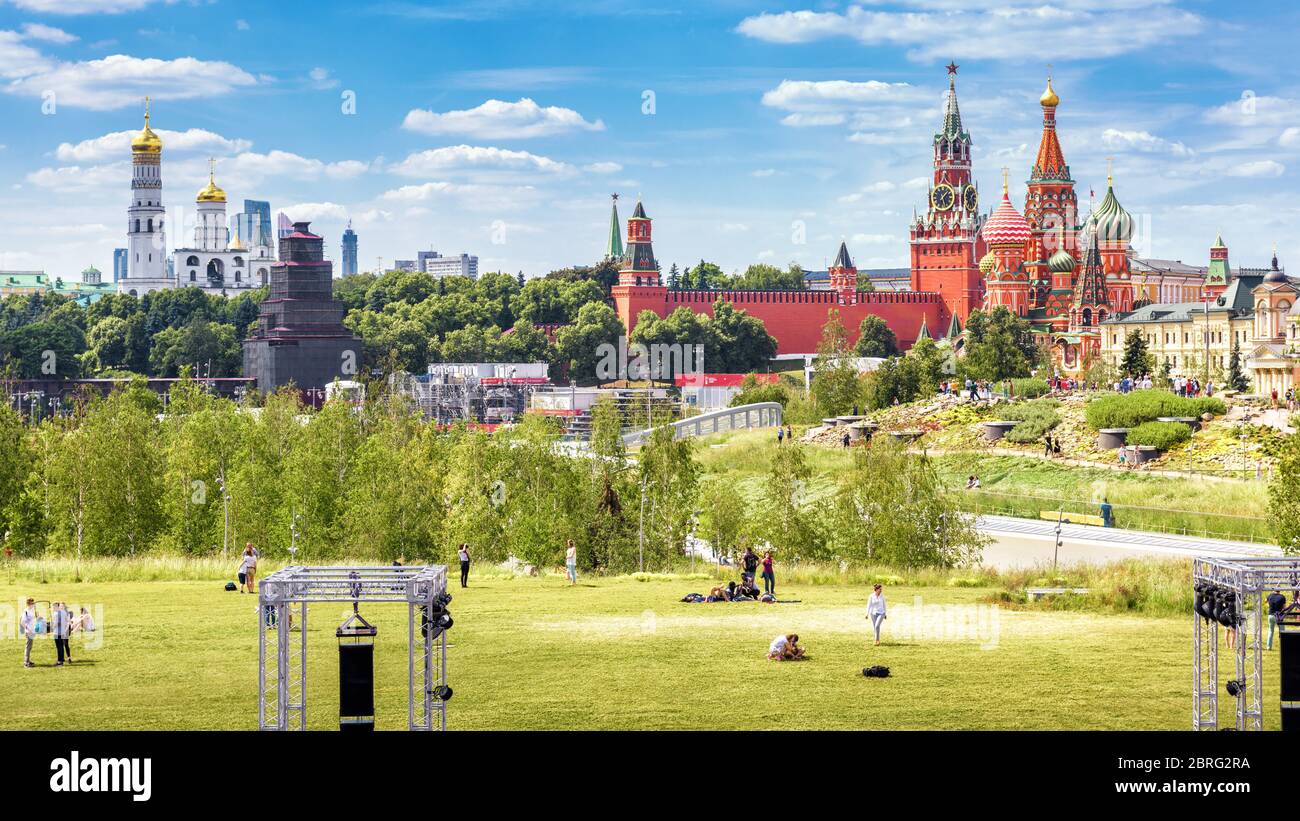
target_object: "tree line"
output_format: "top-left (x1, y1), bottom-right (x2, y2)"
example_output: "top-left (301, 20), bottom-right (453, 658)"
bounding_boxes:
top-left (0, 376), bottom-right (982, 571)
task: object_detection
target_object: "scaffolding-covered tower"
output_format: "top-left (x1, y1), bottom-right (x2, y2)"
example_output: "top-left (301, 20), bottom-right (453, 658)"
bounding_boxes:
top-left (258, 564), bottom-right (451, 731)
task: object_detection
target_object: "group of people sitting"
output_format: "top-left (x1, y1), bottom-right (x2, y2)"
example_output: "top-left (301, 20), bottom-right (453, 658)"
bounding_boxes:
top-left (683, 578), bottom-right (775, 603)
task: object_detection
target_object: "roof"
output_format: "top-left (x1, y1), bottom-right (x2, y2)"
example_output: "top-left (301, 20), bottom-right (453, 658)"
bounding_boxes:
top-left (832, 241), bottom-right (853, 269)
top-left (1102, 274), bottom-right (1266, 325)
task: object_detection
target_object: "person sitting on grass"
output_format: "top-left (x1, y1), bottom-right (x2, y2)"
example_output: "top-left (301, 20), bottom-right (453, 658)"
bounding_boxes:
top-left (707, 584), bottom-right (732, 602)
top-left (768, 633), bottom-right (806, 661)
top-left (735, 579), bottom-right (761, 600)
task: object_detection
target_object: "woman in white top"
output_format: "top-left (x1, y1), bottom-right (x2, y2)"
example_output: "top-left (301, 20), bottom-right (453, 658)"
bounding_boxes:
top-left (866, 583), bottom-right (887, 646)
top-left (564, 539), bottom-right (578, 585)
top-left (767, 633), bottom-right (805, 661)
top-left (238, 544), bottom-right (259, 594)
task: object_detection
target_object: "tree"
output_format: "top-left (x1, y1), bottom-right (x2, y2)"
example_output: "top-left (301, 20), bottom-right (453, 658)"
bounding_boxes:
top-left (79, 382), bottom-right (165, 556)
top-left (0, 403), bottom-right (29, 539)
top-left (148, 318), bottom-right (242, 377)
top-left (628, 307), bottom-right (720, 383)
top-left (908, 336), bottom-right (952, 395)
top-left (962, 307), bottom-right (1036, 381)
top-left (863, 355), bottom-right (920, 410)
top-left (810, 310), bottom-right (862, 415)
top-left (514, 278), bottom-right (603, 325)
top-left (637, 418), bottom-right (700, 571)
top-left (732, 262), bottom-right (806, 290)
top-left (754, 443), bottom-right (824, 560)
top-left (698, 477), bottom-right (748, 564)
top-left (1271, 432), bottom-right (1300, 554)
top-left (830, 439), bottom-right (985, 567)
top-left (679, 260), bottom-right (728, 290)
top-left (1120, 329), bottom-right (1154, 379)
top-left (554, 302), bottom-right (625, 384)
top-left (283, 396), bottom-right (364, 559)
top-left (584, 397), bottom-right (635, 572)
top-left (1227, 338), bottom-right (1250, 392)
top-left (708, 301), bottom-right (778, 373)
top-left (854, 314), bottom-right (899, 358)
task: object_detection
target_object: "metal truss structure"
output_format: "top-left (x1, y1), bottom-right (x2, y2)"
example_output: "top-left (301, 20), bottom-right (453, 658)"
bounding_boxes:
top-left (1193, 555), bottom-right (1300, 730)
top-left (258, 565), bottom-right (450, 731)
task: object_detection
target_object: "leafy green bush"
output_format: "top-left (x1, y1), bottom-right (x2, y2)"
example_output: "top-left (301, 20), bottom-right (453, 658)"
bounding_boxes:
top-left (1084, 389), bottom-right (1226, 430)
top-left (1011, 377), bottom-right (1051, 399)
top-left (730, 374), bottom-right (790, 408)
top-left (1126, 420), bottom-right (1192, 450)
top-left (1001, 399), bottom-right (1061, 443)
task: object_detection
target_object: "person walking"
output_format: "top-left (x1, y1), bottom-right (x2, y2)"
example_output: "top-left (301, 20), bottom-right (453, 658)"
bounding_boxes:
top-left (1099, 498), bottom-right (1114, 528)
top-left (761, 550), bottom-right (776, 596)
top-left (51, 601), bottom-right (71, 666)
top-left (457, 543), bottom-right (471, 588)
top-left (20, 597), bottom-right (36, 668)
top-left (867, 583), bottom-right (887, 646)
top-left (777, 426), bottom-right (784, 445)
top-left (1268, 590), bottom-right (1288, 650)
top-left (565, 539), bottom-right (578, 585)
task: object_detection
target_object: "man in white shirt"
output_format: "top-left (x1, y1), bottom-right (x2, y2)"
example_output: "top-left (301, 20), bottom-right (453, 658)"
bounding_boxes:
top-left (20, 597), bottom-right (36, 668)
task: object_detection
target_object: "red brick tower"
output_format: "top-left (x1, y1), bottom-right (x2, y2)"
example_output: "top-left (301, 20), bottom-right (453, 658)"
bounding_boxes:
top-left (1024, 73), bottom-right (1079, 316)
top-left (828, 240), bottom-right (858, 304)
top-left (910, 62), bottom-right (986, 328)
top-left (617, 198), bottom-right (659, 286)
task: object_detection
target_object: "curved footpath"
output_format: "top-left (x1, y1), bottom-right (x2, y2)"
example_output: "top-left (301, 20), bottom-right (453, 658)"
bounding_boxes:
top-left (977, 513), bottom-right (1279, 570)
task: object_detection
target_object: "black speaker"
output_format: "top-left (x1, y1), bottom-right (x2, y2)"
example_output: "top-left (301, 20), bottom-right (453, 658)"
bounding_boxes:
top-left (1282, 705), bottom-right (1300, 733)
top-left (338, 643), bottom-right (375, 717)
top-left (1281, 630), bottom-right (1300, 702)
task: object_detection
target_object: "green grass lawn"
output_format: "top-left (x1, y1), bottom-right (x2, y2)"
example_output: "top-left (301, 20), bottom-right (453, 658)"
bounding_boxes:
top-left (0, 573), bottom-right (1276, 730)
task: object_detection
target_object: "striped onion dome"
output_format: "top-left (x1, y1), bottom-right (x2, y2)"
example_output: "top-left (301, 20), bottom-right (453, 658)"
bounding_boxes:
top-left (1048, 249), bottom-right (1076, 273)
top-left (1092, 182), bottom-right (1133, 242)
top-left (981, 190), bottom-right (1032, 246)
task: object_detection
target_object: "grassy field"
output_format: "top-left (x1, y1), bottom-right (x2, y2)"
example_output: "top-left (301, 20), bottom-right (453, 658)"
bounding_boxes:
top-left (0, 571), bottom-right (1277, 730)
top-left (694, 429), bottom-right (1272, 542)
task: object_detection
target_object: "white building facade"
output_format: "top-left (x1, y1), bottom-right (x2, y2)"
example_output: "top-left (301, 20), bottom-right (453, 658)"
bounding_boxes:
top-left (120, 99), bottom-right (171, 296)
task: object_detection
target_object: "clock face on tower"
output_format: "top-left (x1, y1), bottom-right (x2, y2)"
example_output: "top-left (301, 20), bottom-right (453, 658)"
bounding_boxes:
top-left (963, 186), bottom-right (978, 212)
top-left (931, 183), bottom-right (955, 212)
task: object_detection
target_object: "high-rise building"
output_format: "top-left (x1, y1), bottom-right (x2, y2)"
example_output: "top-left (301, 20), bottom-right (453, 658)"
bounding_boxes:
top-left (234, 199), bottom-right (274, 261)
top-left (120, 97), bottom-right (171, 297)
top-left (341, 222), bottom-right (358, 277)
top-left (112, 248), bottom-right (128, 283)
top-left (421, 251), bottom-right (478, 279)
top-left (277, 212), bottom-right (293, 240)
top-left (243, 221), bottom-right (361, 394)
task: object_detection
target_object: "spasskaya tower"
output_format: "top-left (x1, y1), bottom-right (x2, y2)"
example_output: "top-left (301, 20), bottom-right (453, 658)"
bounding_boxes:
top-left (909, 63), bottom-right (986, 327)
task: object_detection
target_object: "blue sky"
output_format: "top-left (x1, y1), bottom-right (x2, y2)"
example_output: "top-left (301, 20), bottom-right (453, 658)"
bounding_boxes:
top-left (3, 0), bottom-right (1300, 281)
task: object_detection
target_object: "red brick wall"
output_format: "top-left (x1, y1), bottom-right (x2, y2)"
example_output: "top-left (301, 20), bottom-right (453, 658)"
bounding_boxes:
top-left (613, 285), bottom-right (945, 355)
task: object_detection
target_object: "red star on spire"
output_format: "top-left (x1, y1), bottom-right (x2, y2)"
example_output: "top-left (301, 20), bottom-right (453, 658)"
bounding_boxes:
top-left (946, 61), bottom-right (959, 76)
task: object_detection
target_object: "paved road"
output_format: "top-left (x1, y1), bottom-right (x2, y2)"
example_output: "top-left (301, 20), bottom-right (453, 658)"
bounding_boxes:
top-left (977, 514), bottom-right (1278, 570)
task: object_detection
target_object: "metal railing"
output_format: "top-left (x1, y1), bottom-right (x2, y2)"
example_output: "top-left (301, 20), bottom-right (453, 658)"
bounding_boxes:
top-left (621, 402), bottom-right (784, 446)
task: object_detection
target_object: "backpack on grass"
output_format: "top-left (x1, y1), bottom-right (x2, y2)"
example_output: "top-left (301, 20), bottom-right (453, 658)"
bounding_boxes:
top-left (863, 665), bottom-right (890, 678)
top-left (224, 582), bottom-right (237, 592)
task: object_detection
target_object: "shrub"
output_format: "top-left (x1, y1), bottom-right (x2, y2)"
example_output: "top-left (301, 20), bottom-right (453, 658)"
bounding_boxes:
top-left (1126, 420), bottom-right (1192, 450)
top-left (1011, 377), bottom-right (1051, 399)
top-left (1001, 399), bottom-right (1061, 443)
top-left (1084, 389), bottom-right (1226, 430)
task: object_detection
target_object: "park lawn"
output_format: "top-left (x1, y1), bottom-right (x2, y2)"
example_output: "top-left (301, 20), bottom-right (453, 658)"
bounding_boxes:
top-left (0, 573), bottom-right (1275, 730)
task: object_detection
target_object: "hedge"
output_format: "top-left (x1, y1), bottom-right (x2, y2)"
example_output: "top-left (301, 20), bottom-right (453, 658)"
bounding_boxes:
top-left (1011, 378), bottom-right (1051, 399)
top-left (1126, 420), bottom-right (1192, 450)
top-left (1084, 389), bottom-right (1226, 431)
top-left (1002, 399), bottom-right (1062, 443)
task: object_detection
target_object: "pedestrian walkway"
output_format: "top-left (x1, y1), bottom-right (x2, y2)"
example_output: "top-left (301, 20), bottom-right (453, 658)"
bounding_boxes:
top-left (977, 514), bottom-right (1280, 559)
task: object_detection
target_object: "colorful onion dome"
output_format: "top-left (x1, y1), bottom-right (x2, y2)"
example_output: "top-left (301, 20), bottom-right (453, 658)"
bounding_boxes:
top-left (132, 99), bottom-right (162, 154)
top-left (979, 251), bottom-right (996, 274)
top-left (981, 190), bottom-right (1032, 246)
top-left (1048, 249), bottom-right (1076, 273)
top-left (1091, 180), bottom-right (1133, 242)
top-left (1040, 77), bottom-right (1059, 108)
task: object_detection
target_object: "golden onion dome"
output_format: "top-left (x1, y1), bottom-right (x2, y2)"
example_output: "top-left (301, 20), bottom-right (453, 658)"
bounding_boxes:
top-left (1039, 77), bottom-right (1059, 108)
top-left (979, 251), bottom-right (997, 275)
top-left (132, 98), bottom-right (163, 154)
top-left (196, 163), bottom-right (226, 203)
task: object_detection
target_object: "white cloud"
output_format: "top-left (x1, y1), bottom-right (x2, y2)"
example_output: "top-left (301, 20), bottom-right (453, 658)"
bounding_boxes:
top-left (390, 145), bottom-right (573, 178)
top-left (780, 113), bottom-right (845, 127)
top-left (308, 66), bottom-right (338, 90)
top-left (719, 223), bottom-right (749, 233)
top-left (5, 53), bottom-right (258, 110)
top-left (402, 98), bottom-right (604, 139)
top-left (583, 161), bottom-right (622, 174)
top-left (752, 168), bottom-right (777, 178)
top-left (226, 150), bottom-right (369, 182)
top-left (737, 3), bottom-right (1202, 62)
top-left (762, 79), bottom-right (923, 110)
top-left (1101, 128), bottom-right (1192, 156)
top-left (1280, 128), bottom-right (1300, 148)
top-left (1224, 160), bottom-right (1284, 178)
top-left (55, 128), bottom-right (253, 162)
top-left (282, 202), bottom-right (349, 223)
top-left (21, 23), bottom-right (78, 44)
top-left (379, 181), bottom-right (541, 212)
top-left (26, 161), bottom-right (130, 192)
top-left (0, 30), bottom-right (53, 78)
top-left (235, 19), bottom-right (250, 31)
top-left (1204, 94), bottom-right (1300, 129)
top-left (851, 233), bottom-right (895, 245)
top-left (8, 0), bottom-right (158, 12)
